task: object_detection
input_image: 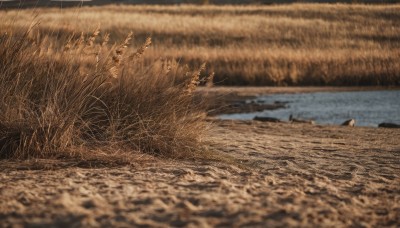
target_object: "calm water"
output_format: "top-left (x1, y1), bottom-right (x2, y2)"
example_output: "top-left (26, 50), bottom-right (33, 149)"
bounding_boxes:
top-left (219, 90), bottom-right (400, 127)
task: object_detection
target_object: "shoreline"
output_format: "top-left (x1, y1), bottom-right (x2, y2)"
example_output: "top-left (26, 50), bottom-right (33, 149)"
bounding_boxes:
top-left (198, 86), bottom-right (400, 98)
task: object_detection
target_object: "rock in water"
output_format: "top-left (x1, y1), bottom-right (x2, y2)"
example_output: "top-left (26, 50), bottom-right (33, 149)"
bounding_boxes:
top-left (289, 114), bottom-right (315, 125)
top-left (378, 123), bottom-right (400, 128)
top-left (253, 116), bottom-right (281, 123)
top-left (342, 119), bottom-right (355, 127)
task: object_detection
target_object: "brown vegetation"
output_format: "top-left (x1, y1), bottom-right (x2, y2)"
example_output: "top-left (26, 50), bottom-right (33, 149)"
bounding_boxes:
top-left (1, 4), bottom-right (400, 86)
top-left (0, 25), bottom-right (209, 160)
top-left (1, 4), bottom-right (399, 159)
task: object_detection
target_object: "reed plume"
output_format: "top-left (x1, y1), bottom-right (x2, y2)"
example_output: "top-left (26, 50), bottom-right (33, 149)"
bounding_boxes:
top-left (186, 63), bottom-right (206, 95)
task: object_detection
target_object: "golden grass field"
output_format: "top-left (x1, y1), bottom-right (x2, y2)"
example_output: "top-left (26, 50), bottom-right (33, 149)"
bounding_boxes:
top-left (2, 4), bottom-right (400, 86)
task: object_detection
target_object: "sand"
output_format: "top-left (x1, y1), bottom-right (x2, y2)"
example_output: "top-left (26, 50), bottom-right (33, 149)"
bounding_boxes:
top-left (1, 87), bottom-right (399, 227)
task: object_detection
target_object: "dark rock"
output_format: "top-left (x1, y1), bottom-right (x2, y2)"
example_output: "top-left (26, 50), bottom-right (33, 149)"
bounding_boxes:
top-left (289, 114), bottom-right (315, 125)
top-left (253, 116), bottom-right (282, 123)
top-left (378, 123), bottom-right (400, 128)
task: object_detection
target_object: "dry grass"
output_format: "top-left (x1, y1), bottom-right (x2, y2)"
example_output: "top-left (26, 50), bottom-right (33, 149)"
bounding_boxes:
top-left (0, 24), bottom-right (210, 160)
top-left (1, 4), bottom-right (400, 86)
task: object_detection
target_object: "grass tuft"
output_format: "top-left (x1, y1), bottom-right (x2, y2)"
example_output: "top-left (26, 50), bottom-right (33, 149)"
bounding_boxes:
top-left (0, 26), bottom-right (207, 160)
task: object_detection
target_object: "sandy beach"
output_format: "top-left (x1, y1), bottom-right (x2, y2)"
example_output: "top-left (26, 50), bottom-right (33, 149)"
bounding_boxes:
top-left (1, 113), bottom-right (399, 227)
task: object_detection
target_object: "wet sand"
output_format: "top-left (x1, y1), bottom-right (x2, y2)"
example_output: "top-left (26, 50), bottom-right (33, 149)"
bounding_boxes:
top-left (1, 87), bottom-right (399, 227)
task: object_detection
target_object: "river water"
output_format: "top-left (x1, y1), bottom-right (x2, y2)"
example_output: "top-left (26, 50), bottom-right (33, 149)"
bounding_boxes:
top-left (219, 90), bottom-right (400, 127)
